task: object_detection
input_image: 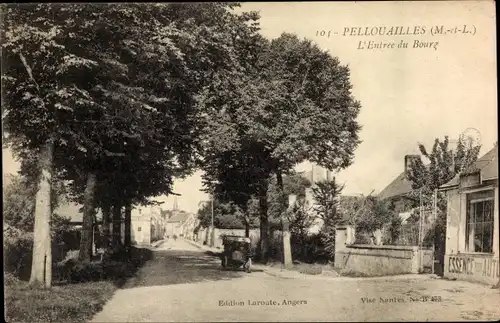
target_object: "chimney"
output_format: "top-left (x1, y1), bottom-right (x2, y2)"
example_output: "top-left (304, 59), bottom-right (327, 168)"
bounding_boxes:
top-left (404, 155), bottom-right (421, 173)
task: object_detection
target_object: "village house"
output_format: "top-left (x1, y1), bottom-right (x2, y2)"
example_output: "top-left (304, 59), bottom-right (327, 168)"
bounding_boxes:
top-left (166, 210), bottom-right (196, 238)
top-left (377, 154), bottom-right (422, 221)
top-left (439, 144), bottom-right (499, 286)
top-left (130, 206), bottom-right (167, 246)
top-left (55, 202), bottom-right (105, 255)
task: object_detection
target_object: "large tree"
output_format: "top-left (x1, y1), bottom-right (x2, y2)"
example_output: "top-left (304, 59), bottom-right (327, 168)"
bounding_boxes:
top-left (202, 149), bottom-right (269, 237)
top-left (406, 135), bottom-right (481, 250)
top-left (199, 33), bottom-right (361, 264)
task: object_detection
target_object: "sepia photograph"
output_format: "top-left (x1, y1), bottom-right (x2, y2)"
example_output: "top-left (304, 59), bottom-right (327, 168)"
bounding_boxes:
top-left (2, 1), bottom-right (498, 322)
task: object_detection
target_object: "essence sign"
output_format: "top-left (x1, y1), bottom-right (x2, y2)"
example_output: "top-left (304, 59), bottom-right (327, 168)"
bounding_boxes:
top-left (448, 256), bottom-right (474, 275)
top-left (447, 255), bottom-right (500, 280)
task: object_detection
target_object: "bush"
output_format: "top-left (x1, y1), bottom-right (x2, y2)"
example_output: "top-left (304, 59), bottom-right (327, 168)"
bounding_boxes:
top-left (4, 232), bottom-right (34, 280)
top-left (354, 231), bottom-right (372, 244)
top-left (290, 233), bottom-right (328, 263)
top-left (5, 228), bottom-right (78, 281)
top-left (69, 262), bottom-right (104, 282)
top-left (101, 260), bottom-right (136, 279)
top-left (261, 231), bottom-right (329, 264)
top-left (4, 272), bottom-right (22, 287)
top-left (58, 258), bottom-right (137, 283)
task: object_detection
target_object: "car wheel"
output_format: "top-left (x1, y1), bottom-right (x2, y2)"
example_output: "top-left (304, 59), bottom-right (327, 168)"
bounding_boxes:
top-left (245, 259), bottom-right (252, 273)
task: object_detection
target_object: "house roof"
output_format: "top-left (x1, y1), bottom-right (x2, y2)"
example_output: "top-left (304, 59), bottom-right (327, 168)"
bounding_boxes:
top-left (55, 202), bottom-right (83, 222)
top-left (377, 171), bottom-right (414, 200)
top-left (441, 145), bottom-right (498, 188)
top-left (466, 144), bottom-right (498, 180)
top-left (337, 195), bottom-right (367, 223)
top-left (55, 201), bottom-right (103, 223)
top-left (167, 211), bottom-right (191, 223)
top-left (160, 209), bottom-right (172, 219)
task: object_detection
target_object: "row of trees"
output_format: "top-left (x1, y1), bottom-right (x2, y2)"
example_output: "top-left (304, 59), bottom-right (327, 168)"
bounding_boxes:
top-left (3, 3), bottom-right (362, 286)
top-left (2, 3), bottom-right (272, 287)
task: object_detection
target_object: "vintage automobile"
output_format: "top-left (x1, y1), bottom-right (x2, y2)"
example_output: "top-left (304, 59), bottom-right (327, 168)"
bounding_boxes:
top-left (221, 235), bottom-right (252, 273)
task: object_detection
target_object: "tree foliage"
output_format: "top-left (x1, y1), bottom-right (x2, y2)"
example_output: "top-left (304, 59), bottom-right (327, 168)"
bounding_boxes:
top-left (196, 199), bottom-right (259, 230)
top-left (267, 172), bottom-right (312, 228)
top-left (3, 174), bottom-right (70, 235)
top-left (354, 197), bottom-right (393, 234)
top-left (405, 135), bottom-right (481, 248)
top-left (286, 197), bottom-right (315, 239)
top-left (3, 3), bottom-right (260, 205)
top-left (198, 32), bottom-right (361, 262)
top-left (2, 3), bottom-right (266, 276)
top-left (311, 178), bottom-right (344, 226)
top-left (406, 135), bottom-right (481, 208)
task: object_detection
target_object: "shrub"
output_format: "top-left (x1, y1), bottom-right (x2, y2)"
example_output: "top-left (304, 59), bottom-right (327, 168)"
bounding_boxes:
top-left (354, 231), bottom-right (372, 244)
top-left (58, 258), bottom-right (137, 283)
top-left (69, 262), bottom-right (104, 282)
top-left (101, 260), bottom-right (136, 279)
top-left (4, 272), bottom-right (22, 287)
top-left (5, 228), bottom-right (78, 281)
top-left (290, 233), bottom-right (328, 263)
top-left (4, 232), bottom-right (34, 280)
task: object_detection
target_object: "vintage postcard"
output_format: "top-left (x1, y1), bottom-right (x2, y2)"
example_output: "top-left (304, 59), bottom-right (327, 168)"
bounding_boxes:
top-left (2, 1), bottom-right (498, 322)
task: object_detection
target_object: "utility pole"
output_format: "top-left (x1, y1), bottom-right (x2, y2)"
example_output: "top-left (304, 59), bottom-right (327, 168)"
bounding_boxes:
top-left (211, 195), bottom-right (215, 247)
top-left (418, 188), bottom-right (423, 273)
top-left (432, 188), bottom-right (437, 274)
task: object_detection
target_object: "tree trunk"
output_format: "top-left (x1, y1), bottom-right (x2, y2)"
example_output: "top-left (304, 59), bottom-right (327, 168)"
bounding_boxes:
top-left (245, 214), bottom-right (250, 238)
top-left (79, 172), bottom-right (97, 262)
top-left (276, 171), bottom-right (292, 266)
top-left (102, 205), bottom-right (111, 251)
top-left (124, 201), bottom-right (132, 248)
top-left (259, 181), bottom-right (270, 264)
top-left (243, 204), bottom-right (250, 238)
top-left (29, 139), bottom-right (54, 288)
top-left (112, 203), bottom-right (122, 248)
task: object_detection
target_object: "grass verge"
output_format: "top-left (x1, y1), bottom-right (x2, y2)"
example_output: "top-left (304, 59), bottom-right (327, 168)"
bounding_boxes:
top-left (5, 276), bottom-right (117, 323)
top-left (4, 246), bottom-right (153, 323)
top-left (266, 261), bottom-right (326, 275)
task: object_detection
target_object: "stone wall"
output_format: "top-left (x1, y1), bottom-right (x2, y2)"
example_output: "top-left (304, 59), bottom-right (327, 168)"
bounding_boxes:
top-left (334, 244), bottom-right (432, 276)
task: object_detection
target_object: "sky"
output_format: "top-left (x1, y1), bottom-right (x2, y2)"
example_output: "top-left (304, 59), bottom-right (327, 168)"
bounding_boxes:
top-left (2, 1), bottom-right (497, 214)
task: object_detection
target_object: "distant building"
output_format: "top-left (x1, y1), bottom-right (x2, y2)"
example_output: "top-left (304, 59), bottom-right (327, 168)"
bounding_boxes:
top-left (166, 210), bottom-right (196, 238)
top-left (131, 206), bottom-right (167, 246)
top-left (440, 144), bottom-right (498, 285)
top-left (299, 164), bottom-right (332, 234)
top-left (301, 163), bottom-right (333, 185)
top-left (131, 209), bottom-right (151, 246)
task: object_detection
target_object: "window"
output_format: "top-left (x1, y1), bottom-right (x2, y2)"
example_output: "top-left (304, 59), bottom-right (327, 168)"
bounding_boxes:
top-left (465, 190), bottom-right (494, 253)
top-left (138, 227), bottom-right (142, 232)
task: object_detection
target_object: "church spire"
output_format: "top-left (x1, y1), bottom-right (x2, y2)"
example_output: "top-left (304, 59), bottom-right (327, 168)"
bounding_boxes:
top-left (173, 196), bottom-right (178, 211)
